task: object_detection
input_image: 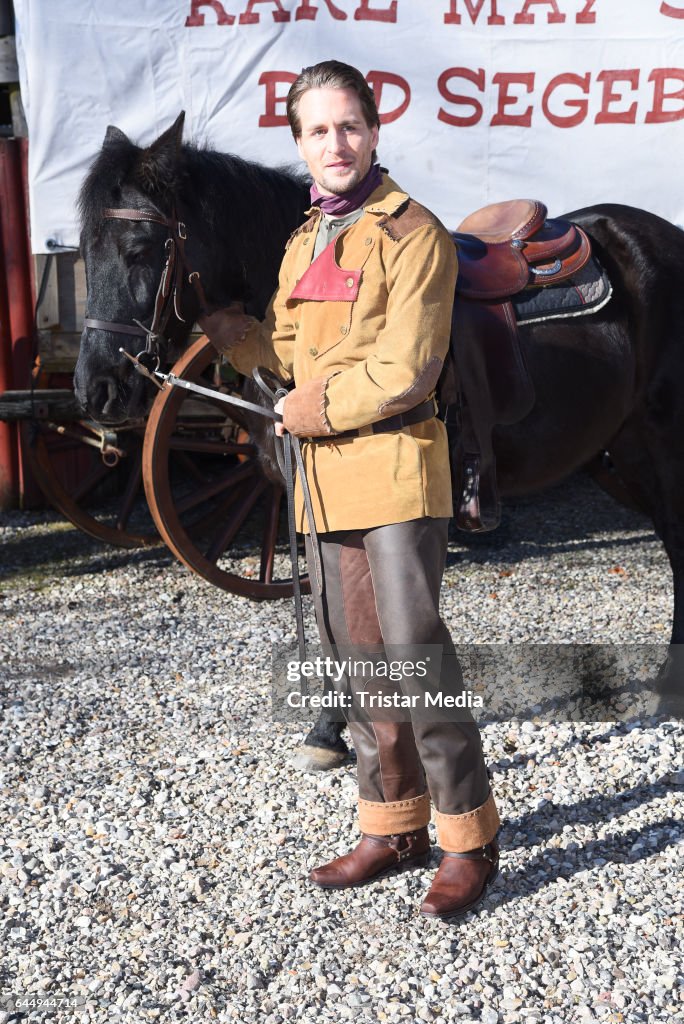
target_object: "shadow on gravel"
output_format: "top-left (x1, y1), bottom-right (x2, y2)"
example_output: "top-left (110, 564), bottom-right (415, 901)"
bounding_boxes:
top-left (0, 526), bottom-right (174, 582)
top-left (446, 472), bottom-right (657, 565)
top-left (447, 530), bottom-right (660, 568)
top-left (488, 725), bottom-right (675, 775)
top-left (2, 472), bottom-right (659, 580)
top-left (525, 719), bottom-right (683, 759)
top-left (503, 775), bottom-right (682, 847)
top-left (471, 812), bottom-right (683, 920)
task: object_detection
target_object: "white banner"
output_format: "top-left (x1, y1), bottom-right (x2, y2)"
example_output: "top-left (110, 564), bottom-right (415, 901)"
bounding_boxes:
top-left (14, 0), bottom-right (684, 253)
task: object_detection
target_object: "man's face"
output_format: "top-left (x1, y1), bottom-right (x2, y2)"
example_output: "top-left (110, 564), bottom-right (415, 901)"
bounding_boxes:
top-left (295, 86), bottom-right (379, 197)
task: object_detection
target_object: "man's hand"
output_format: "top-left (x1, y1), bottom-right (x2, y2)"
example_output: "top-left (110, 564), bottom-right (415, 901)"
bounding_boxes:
top-left (274, 394), bottom-right (287, 437)
top-left (198, 303), bottom-right (254, 356)
top-left (280, 377), bottom-right (333, 437)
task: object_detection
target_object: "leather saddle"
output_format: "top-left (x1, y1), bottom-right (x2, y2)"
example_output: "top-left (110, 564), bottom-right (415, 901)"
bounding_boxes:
top-left (440, 199), bottom-right (592, 531)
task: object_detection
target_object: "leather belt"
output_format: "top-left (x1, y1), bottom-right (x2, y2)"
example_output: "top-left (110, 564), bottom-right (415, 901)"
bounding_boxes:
top-left (305, 398), bottom-right (437, 442)
top-left (122, 351), bottom-right (436, 666)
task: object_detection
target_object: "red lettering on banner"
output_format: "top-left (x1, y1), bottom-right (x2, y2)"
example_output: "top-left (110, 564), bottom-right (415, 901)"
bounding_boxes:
top-left (185, 1), bottom-right (234, 26)
top-left (646, 68), bottom-right (684, 122)
top-left (437, 68), bottom-right (485, 127)
top-left (355, 0), bottom-right (398, 22)
top-left (443, 0), bottom-right (504, 25)
top-left (660, 2), bottom-right (684, 18)
top-left (595, 70), bottom-right (639, 124)
top-left (294, 0), bottom-right (347, 19)
top-left (240, 0), bottom-right (290, 23)
top-left (366, 71), bottom-right (411, 123)
top-left (491, 72), bottom-right (535, 126)
top-left (542, 72), bottom-right (590, 127)
top-left (185, 0), bottom-right (600, 28)
top-left (514, 0), bottom-right (566, 24)
top-left (257, 65), bottom-right (684, 130)
top-left (259, 71), bottom-right (297, 126)
top-left (576, 0), bottom-right (597, 22)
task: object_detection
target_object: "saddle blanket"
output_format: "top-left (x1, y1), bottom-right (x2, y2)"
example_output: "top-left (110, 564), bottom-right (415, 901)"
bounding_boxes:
top-left (512, 257), bottom-right (612, 326)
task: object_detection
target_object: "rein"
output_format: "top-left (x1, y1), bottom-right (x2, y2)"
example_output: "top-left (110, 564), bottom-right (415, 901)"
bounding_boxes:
top-left (92, 204), bottom-right (322, 659)
top-left (119, 354), bottom-right (323, 664)
top-left (84, 205), bottom-right (210, 368)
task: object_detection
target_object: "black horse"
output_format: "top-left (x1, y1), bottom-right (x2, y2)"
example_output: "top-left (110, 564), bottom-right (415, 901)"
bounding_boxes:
top-left (75, 114), bottom-right (684, 759)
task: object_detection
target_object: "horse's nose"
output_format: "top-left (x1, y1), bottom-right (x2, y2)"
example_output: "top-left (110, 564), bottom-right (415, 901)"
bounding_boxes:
top-left (77, 374), bottom-right (126, 423)
top-left (95, 375), bottom-right (122, 420)
top-left (74, 332), bottom-right (135, 422)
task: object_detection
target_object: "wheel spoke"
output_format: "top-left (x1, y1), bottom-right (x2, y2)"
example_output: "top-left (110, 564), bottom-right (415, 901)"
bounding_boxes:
top-left (186, 477), bottom-right (254, 535)
top-left (142, 335), bottom-right (307, 596)
top-left (260, 487), bottom-right (283, 583)
top-left (22, 423), bottom-right (157, 550)
top-left (116, 449), bottom-right (144, 531)
top-left (191, 387), bottom-right (252, 426)
top-left (167, 436), bottom-right (254, 456)
top-left (174, 449), bottom-right (209, 485)
top-left (176, 459), bottom-right (257, 515)
top-left (71, 458), bottom-right (113, 503)
top-left (206, 477), bottom-right (269, 563)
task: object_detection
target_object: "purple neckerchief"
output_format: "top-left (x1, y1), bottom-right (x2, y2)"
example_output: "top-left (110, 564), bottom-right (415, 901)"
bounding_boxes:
top-left (310, 163), bottom-right (383, 216)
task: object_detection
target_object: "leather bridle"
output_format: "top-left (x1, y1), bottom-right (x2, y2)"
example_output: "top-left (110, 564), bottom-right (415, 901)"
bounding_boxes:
top-left (84, 205), bottom-right (209, 370)
top-left (88, 205), bottom-right (323, 658)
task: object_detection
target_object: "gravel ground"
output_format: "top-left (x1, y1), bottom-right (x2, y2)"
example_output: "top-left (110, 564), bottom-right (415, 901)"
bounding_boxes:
top-left (1, 472), bottom-right (682, 1024)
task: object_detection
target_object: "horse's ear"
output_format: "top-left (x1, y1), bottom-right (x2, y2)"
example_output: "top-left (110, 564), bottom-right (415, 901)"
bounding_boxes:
top-left (103, 125), bottom-right (131, 147)
top-left (151, 112), bottom-right (185, 154)
top-left (135, 112), bottom-right (185, 197)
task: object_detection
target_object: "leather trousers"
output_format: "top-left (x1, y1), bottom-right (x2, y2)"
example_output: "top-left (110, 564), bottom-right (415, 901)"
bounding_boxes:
top-left (305, 517), bottom-right (500, 852)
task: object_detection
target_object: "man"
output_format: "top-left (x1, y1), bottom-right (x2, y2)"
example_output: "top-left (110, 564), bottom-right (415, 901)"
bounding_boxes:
top-left (200, 60), bottom-right (500, 920)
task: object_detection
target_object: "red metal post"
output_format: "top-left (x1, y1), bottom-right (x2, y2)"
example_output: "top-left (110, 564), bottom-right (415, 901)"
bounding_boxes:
top-left (18, 140), bottom-right (37, 303)
top-left (0, 138), bottom-right (38, 506)
top-left (0, 223), bottom-right (18, 508)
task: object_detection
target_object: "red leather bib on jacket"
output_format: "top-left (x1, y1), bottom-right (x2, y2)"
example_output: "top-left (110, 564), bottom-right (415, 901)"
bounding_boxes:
top-left (289, 240), bottom-right (361, 302)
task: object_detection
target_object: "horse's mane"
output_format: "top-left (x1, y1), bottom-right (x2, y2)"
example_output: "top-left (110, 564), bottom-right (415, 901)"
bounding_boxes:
top-left (78, 132), bottom-right (311, 313)
top-left (78, 136), bottom-right (144, 239)
top-left (79, 135), bottom-right (309, 238)
top-left (179, 147), bottom-right (310, 256)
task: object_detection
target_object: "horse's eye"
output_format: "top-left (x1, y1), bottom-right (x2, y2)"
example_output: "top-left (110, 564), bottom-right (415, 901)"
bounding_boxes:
top-left (124, 247), bottom-right (151, 268)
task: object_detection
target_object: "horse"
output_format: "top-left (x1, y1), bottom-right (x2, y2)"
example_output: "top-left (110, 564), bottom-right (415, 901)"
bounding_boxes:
top-left (74, 114), bottom-right (684, 766)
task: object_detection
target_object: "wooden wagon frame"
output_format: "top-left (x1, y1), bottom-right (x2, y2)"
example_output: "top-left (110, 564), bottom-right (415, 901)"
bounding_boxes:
top-left (0, 326), bottom-right (307, 600)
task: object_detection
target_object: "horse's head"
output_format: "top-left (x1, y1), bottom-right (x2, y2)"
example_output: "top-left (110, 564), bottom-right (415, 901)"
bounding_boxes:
top-left (74, 112), bottom-right (198, 423)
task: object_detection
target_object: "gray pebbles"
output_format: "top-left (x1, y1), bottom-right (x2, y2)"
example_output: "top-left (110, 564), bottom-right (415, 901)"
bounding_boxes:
top-left (0, 473), bottom-right (682, 1023)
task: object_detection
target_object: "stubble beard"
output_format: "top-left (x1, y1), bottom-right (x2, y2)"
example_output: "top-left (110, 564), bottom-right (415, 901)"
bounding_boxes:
top-left (317, 164), bottom-right (363, 196)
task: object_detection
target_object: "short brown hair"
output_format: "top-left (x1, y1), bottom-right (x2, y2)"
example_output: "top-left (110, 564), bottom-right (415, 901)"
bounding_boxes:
top-left (286, 60), bottom-right (380, 139)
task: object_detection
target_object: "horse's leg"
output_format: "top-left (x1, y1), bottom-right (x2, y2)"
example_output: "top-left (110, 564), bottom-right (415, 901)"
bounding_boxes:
top-left (649, 502), bottom-right (684, 714)
top-left (293, 708), bottom-right (350, 772)
top-left (609, 417), bottom-right (684, 713)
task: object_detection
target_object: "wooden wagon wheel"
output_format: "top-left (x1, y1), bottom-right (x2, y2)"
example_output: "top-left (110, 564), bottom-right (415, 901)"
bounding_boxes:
top-left (17, 395), bottom-right (158, 549)
top-left (142, 335), bottom-right (309, 599)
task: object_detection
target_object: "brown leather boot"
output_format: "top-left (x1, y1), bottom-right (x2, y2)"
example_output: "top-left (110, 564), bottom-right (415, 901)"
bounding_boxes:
top-left (309, 828), bottom-right (431, 889)
top-left (420, 839), bottom-right (499, 920)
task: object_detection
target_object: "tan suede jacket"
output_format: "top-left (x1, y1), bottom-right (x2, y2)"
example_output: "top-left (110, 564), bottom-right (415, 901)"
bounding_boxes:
top-left (209, 175), bottom-right (457, 533)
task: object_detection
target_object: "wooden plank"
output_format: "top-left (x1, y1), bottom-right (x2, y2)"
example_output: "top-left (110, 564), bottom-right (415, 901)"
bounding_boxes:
top-left (35, 256), bottom-right (60, 330)
top-left (9, 85), bottom-right (27, 137)
top-left (35, 327), bottom-right (209, 374)
top-left (37, 331), bottom-right (81, 373)
top-left (0, 389), bottom-right (82, 422)
top-left (0, 36), bottom-right (18, 83)
top-left (57, 254), bottom-right (87, 331)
